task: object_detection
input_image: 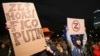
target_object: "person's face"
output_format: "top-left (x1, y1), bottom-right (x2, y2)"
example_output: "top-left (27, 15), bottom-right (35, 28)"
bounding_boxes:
top-left (44, 33), bottom-right (51, 41)
top-left (76, 40), bottom-right (81, 45)
top-left (57, 43), bottom-right (61, 47)
top-left (45, 36), bottom-right (50, 40)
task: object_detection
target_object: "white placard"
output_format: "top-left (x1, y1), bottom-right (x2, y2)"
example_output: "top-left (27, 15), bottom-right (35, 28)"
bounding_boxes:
top-left (67, 18), bottom-right (85, 34)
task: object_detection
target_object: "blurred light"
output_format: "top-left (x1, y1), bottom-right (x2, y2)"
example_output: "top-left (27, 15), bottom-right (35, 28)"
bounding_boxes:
top-left (96, 34), bottom-right (98, 36)
top-left (62, 35), bottom-right (64, 37)
top-left (57, 34), bottom-right (59, 37)
top-left (93, 9), bottom-right (100, 14)
top-left (89, 34), bottom-right (92, 37)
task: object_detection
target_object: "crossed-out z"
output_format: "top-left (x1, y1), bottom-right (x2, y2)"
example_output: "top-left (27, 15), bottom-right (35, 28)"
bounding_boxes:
top-left (72, 20), bottom-right (80, 32)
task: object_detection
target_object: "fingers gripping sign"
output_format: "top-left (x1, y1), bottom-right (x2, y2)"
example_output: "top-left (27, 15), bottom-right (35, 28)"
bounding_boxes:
top-left (6, 21), bottom-right (12, 29)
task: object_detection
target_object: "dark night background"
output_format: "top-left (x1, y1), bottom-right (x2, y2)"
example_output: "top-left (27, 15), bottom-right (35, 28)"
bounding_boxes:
top-left (0, 0), bottom-right (100, 38)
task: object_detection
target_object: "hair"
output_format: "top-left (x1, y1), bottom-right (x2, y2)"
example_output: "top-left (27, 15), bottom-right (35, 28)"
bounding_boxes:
top-left (73, 37), bottom-right (82, 49)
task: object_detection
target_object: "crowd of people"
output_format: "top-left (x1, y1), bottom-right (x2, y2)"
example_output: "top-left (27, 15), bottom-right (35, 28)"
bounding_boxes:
top-left (0, 26), bottom-right (100, 56)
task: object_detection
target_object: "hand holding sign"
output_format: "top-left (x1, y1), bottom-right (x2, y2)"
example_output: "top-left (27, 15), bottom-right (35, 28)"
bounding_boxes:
top-left (45, 46), bottom-right (55, 55)
top-left (5, 21), bottom-right (12, 29)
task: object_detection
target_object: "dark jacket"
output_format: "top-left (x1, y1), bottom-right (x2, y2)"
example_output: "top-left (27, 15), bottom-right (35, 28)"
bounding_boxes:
top-left (0, 48), bottom-right (9, 56)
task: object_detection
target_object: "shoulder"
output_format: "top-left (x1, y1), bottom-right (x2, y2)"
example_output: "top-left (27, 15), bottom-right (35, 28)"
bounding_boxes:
top-left (72, 46), bottom-right (77, 51)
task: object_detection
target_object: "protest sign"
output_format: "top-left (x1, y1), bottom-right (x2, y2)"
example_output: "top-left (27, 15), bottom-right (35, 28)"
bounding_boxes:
top-left (3, 2), bottom-right (46, 56)
top-left (67, 18), bottom-right (85, 34)
top-left (67, 18), bottom-right (87, 45)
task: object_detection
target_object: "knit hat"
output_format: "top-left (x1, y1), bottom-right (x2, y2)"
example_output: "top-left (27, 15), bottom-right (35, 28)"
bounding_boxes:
top-left (70, 34), bottom-right (81, 42)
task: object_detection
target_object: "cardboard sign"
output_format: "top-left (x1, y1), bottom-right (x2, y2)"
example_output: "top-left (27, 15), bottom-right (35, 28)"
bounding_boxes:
top-left (67, 18), bottom-right (85, 34)
top-left (2, 2), bottom-right (46, 56)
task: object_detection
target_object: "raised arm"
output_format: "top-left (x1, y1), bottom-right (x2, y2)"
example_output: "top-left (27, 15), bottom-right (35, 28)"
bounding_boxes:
top-left (82, 32), bottom-right (87, 48)
top-left (66, 27), bottom-right (74, 48)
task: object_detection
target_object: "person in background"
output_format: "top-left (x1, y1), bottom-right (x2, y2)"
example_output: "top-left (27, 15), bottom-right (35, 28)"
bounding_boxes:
top-left (66, 27), bottom-right (87, 56)
top-left (56, 43), bottom-right (63, 56)
top-left (40, 27), bottom-right (63, 56)
top-left (0, 41), bottom-right (9, 56)
top-left (84, 40), bottom-right (93, 56)
top-left (40, 27), bottom-right (56, 56)
top-left (72, 37), bottom-right (85, 56)
top-left (33, 27), bottom-right (62, 56)
top-left (62, 40), bottom-right (69, 56)
top-left (92, 41), bottom-right (100, 56)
